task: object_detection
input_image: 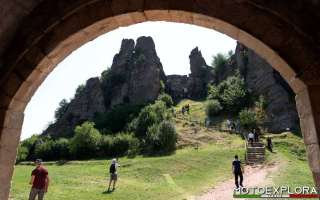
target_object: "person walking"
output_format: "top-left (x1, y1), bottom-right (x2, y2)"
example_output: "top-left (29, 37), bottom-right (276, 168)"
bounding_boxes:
top-left (107, 158), bottom-right (120, 192)
top-left (253, 128), bottom-right (259, 142)
top-left (248, 130), bottom-right (254, 146)
top-left (267, 137), bottom-right (273, 152)
top-left (232, 155), bottom-right (244, 189)
top-left (29, 159), bottom-right (49, 200)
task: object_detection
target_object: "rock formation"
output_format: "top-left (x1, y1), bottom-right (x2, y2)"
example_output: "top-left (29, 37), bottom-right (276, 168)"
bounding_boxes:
top-left (102, 36), bottom-right (166, 107)
top-left (43, 78), bottom-right (106, 137)
top-left (166, 47), bottom-right (215, 101)
top-left (234, 43), bottom-right (299, 133)
top-left (43, 37), bottom-right (299, 137)
top-left (44, 36), bottom-right (166, 137)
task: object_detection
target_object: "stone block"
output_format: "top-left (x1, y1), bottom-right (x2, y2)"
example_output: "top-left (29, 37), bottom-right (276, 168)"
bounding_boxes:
top-left (300, 113), bottom-right (319, 145)
top-left (0, 128), bottom-right (21, 200)
top-left (144, 10), bottom-right (171, 22)
top-left (295, 88), bottom-right (313, 119)
top-left (2, 110), bottom-right (24, 130)
top-left (306, 143), bottom-right (320, 173)
top-left (169, 11), bottom-right (193, 25)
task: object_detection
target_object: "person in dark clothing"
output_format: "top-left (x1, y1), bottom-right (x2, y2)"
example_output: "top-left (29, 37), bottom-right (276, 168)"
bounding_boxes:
top-left (29, 159), bottom-right (49, 200)
top-left (253, 129), bottom-right (259, 142)
top-left (108, 158), bottom-right (120, 191)
top-left (267, 137), bottom-right (273, 152)
top-left (232, 155), bottom-right (244, 189)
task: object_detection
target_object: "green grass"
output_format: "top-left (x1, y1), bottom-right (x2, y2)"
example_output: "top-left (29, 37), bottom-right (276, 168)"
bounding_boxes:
top-left (266, 133), bottom-right (314, 187)
top-left (11, 138), bottom-right (245, 200)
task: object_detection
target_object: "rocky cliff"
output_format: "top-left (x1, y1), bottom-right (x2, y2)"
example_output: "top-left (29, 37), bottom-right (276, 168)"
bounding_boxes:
top-left (44, 36), bottom-right (165, 137)
top-left (166, 47), bottom-right (215, 101)
top-left (44, 37), bottom-right (299, 137)
top-left (44, 78), bottom-right (106, 137)
top-left (235, 43), bottom-right (299, 133)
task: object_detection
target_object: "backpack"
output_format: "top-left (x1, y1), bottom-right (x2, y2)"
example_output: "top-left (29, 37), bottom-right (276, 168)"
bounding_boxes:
top-left (109, 163), bottom-right (116, 174)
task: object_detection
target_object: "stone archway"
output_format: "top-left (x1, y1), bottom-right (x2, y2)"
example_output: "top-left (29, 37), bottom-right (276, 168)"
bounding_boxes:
top-left (0, 1), bottom-right (319, 199)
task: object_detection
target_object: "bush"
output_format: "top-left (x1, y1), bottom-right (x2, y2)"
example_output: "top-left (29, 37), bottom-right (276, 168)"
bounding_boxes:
top-left (20, 135), bottom-right (41, 161)
top-left (207, 84), bottom-right (219, 100)
top-left (34, 137), bottom-right (70, 161)
top-left (69, 121), bottom-right (101, 159)
top-left (239, 109), bottom-right (257, 129)
top-left (219, 76), bottom-right (248, 112)
top-left (205, 100), bottom-right (223, 118)
top-left (146, 121), bottom-right (177, 154)
top-left (130, 101), bottom-right (170, 138)
top-left (254, 95), bottom-right (267, 124)
top-left (157, 93), bottom-right (174, 107)
top-left (94, 104), bottom-right (143, 134)
top-left (98, 132), bottom-right (139, 158)
top-left (16, 145), bottom-right (29, 163)
top-left (207, 75), bottom-right (248, 113)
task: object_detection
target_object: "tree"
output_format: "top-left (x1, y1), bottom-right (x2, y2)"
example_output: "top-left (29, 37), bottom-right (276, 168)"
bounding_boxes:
top-left (205, 100), bottom-right (223, 118)
top-left (70, 121), bottom-right (101, 159)
top-left (239, 109), bottom-right (257, 129)
top-left (54, 99), bottom-right (69, 120)
top-left (211, 53), bottom-right (228, 77)
top-left (146, 121), bottom-right (177, 154)
top-left (75, 84), bottom-right (85, 97)
top-left (157, 93), bottom-right (174, 108)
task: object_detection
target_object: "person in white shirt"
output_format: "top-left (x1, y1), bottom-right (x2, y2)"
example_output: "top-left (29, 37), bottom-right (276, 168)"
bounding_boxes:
top-left (248, 131), bottom-right (254, 146)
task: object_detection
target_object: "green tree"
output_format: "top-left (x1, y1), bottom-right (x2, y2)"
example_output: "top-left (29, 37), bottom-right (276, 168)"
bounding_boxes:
top-left (70, 121), bottom-right (101, 159)
top-left (54, 99), bottom-right (69, 120)
top-left (157, 93), bottom-right (174, 108)
top-left (146, 121), bottom-right (177, 154)
top-left (205, 100), bottom-right (223, 118)
top-left (239, 109), bottom-right (257, 129)
top-left (75, 84), bottom-right (85, 97)
top-left (218, 76), bottom-right (248, 113)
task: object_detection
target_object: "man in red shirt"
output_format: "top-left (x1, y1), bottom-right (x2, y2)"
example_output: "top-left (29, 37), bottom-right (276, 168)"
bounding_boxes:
top-left (29, 159), bottom-right (50, 200)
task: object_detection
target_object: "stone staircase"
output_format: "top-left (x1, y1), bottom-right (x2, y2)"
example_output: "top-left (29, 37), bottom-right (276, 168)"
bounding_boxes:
top-left (245, 141), bottom-right (265, 165)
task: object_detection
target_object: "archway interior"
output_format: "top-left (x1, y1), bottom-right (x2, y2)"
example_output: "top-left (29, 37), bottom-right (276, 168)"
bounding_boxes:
top-left (1, 8), bottom-right (318, 200)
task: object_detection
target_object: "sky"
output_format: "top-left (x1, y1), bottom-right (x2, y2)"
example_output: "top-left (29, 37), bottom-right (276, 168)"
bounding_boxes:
top-left (21, 21), bottom-right (236, 140)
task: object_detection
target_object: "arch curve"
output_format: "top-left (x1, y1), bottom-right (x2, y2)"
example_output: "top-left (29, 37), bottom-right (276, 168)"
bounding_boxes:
top-left (0, 1), bottom-right (320, 199)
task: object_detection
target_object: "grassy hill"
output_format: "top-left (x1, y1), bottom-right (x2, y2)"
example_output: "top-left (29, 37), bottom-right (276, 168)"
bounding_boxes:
top-left (11, 100), bottom-right (314, 200)
top-left (11, 139), bottom-right (244, 200)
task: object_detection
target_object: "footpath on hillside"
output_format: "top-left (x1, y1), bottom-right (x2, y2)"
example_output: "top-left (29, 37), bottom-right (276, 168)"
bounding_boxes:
top-left (192, 162), bottom-right (280, 200)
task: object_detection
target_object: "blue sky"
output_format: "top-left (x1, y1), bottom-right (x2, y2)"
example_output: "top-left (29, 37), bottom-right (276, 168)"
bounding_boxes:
top-left (21, 21), bottom-right (236, 140)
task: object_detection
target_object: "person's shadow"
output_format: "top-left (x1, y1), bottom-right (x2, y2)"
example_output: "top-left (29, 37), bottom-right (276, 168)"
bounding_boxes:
top-left (102, 190), bottom-right (114, 194)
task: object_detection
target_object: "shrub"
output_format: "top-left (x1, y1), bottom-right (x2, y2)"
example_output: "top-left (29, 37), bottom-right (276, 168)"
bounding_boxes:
top-left (94, 104), bottom-right (143, 134)
top-left (16, 145), bottom-right (29, 163)
top-left (207, 84), bottom-right (219, 100)
top-left (34, 137), bottom-right (70, 161)
top-left (99, 133), bottom-right (140, 158)
top-left (146, 121), bottom-right (177, 154)
top-left (207, 75), bottom-right (248, 113)
top-left (20, 135), bottom-right (41, 161)
top-left (130, 101), bottom-right (169, 138)
top-left (254, 95), bottom-right (267, 124)
top-left (219, 76), bottom-right (248, 112)
top-left (239, 109), bottom-right (257, 129)
top-left (157, 93), bottom-right (174, 107)
top-left (69, 121), bottom-right (101, 159)
top-left (205, 100), bottom-right (223, 118)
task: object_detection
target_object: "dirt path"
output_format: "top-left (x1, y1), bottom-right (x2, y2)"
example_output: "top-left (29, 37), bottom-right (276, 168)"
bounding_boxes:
top-left (193, 162), bottom-right (280, 200)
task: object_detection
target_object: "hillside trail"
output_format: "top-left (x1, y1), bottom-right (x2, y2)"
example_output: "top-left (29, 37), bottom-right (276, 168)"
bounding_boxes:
top-left (192, 161), bottom-right (280, 200)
